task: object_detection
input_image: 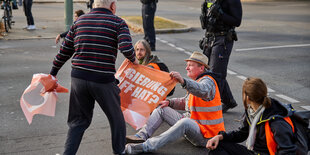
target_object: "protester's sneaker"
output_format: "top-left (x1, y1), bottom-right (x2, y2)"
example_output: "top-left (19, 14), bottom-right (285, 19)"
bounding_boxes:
top-left (222, 101), bottom-right (238, 113)
top-left (125, 143), bottom-right (144, 154)
top-left (126, 135), bottom-right (145, 144)
top-left (27, 25), bottom-right (36, 30)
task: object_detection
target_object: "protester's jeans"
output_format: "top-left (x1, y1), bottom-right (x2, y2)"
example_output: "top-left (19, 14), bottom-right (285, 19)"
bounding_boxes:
top-left (23, 0), bottom-right (34, 25)
top-left (63, 77), bottom-right (126, 155)
top-left (136, 107), bottom-right (208, 152)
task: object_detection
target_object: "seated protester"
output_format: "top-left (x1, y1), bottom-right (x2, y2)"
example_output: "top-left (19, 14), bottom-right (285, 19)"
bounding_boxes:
top-left (134, 39), bottom-right (174, 96)
top-left (207, 77), bottom-right (297, 155)
top-left (125, 51), bottom-right (225, 154)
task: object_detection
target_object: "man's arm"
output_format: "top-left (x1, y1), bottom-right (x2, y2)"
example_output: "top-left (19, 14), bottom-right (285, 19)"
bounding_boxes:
top-left (183, 77), bottom-right (216, 101)
top-left (166, 96), bottom-right (187, 110)
top-left (117, 20), bottom-right (136, 63)
top-left (169, 71), bottom-right (216, 101)
top-left (50, 25), bottom-right (76, 76)
top-left (221, 0), bottom-right (242, 27)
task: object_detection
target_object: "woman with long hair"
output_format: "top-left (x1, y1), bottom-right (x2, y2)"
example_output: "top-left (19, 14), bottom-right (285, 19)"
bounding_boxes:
top-left (206, 77), bottom-right (297, 155)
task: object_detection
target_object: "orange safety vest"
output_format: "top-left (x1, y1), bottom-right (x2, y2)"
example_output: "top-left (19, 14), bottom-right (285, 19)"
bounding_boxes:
top-left (188, 75), bottom-right (225, 138)
top-left (265, 117), bottom-right (295, 155)
top-left (148, 63), bottom-right (161, 70)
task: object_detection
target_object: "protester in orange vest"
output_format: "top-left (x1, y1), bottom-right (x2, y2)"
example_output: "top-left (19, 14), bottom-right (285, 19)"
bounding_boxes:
top-left (125, 51), bottom-right (225, 154)
top-left (206, 77), bottom-right (297, 155)
top-left (134, 39), bottom-right (174, 97)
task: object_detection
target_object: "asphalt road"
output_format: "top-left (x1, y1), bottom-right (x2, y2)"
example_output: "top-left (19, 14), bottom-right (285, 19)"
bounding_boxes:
top-left (0, 0), bottom-right (309, 154)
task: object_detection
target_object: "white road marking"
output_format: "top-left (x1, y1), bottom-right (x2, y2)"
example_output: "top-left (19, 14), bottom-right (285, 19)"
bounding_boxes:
top-left (275, 94), bottom-right (299, 103)
top-left (237, 75), bottom-right (247, 80)
top-left (300, 106), bottom-right (310, 111)
top-left (156, 38), bottom-right (305, 107)
top-left (175, 47), bottom-right (185, 52)
top-left (184, 51), bottom-right (192, 56)
top-left (235, 44), bottom-right (310, 52)
top-left (160, 40), bottom-right (168, 43)
top-left (167, 43), bottom-right (176, 48)
top-left (267, 87), bottom-right (275, 93)
top-left (227, 70), bottom-right (237, 75)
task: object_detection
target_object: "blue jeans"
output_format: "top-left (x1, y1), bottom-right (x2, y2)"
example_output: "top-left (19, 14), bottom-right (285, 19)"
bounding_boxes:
top-left (136, 107), bottom-right (208, 152)
top-left (23, 0), bottom-right (34, 25)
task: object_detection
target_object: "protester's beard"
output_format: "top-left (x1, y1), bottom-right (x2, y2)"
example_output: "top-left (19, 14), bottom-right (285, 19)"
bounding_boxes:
top-left (137, 55), bottom-right (145, 61)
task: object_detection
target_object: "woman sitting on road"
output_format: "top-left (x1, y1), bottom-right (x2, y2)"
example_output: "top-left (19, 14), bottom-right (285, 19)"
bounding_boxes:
top-left (206, 77), bottom-right (297, 155)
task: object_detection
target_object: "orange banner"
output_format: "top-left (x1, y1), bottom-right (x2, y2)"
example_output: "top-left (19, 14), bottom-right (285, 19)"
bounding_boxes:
top-left (116, 60), bottom-right (177, 130)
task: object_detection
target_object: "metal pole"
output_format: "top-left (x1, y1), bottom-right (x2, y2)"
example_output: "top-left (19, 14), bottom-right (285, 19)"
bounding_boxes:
top-left (64, 0), bottom-right (73, 31)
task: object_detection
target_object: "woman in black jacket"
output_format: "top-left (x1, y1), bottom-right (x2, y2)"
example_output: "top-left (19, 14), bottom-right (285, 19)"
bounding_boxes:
top-left (206, 77), bottom-right (297, 155)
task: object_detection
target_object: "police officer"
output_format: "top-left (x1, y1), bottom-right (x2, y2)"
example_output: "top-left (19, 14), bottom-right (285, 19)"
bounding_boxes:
top-left (199, 0), bottom-right (242, 112)
top-left (141, 0), bottom-right (158, 51)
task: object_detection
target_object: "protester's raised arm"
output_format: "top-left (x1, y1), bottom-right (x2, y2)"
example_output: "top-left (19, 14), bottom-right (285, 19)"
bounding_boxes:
top-left (182, 76), bottom-right (216, 101)
top-left (170, 71), bottom-right (184, 84)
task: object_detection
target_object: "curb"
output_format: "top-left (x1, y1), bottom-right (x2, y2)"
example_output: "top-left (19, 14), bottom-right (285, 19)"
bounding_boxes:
top-left (124, 17), bottom-right (192, 35)
top-left (32, 0), bottom-right (306, 3)
top-left (3, 36), bottom-right (55, 40)
top-left (33, 0), bottom-right (87, 3)
top-left (156, 27), bottom-right (192, 34)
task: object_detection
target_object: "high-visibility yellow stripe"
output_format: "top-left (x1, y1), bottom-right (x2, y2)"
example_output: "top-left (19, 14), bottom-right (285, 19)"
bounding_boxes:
top-left (207, 2), bottom-right (213, 8)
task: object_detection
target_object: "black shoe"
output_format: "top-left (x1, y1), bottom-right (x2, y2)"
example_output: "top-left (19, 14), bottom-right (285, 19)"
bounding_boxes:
top-left (222, 101), bottom-right (237, 113)
top-left (12, 4), bottom-right (18, 9)
top-left (151, 46), bottom-right (156, 51)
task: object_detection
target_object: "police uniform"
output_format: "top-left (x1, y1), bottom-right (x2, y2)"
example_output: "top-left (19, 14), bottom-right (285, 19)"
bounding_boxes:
top-left (200, 0), bottom-right (242, 112)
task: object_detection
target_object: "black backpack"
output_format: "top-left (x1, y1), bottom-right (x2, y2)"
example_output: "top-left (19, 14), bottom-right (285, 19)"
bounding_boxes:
top-left (283, 103), bottom-right (310, 155)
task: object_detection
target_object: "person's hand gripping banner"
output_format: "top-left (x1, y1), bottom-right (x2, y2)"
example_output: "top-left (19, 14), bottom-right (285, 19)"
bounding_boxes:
top-left (116, 60), bottom-right (177, 130)
top-left (20, 73), bottom-right (69, 124)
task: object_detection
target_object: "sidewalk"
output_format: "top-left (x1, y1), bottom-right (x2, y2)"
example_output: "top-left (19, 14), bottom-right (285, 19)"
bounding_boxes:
top-left (0, 1), bottom-right (191, 40)
top-left (0, 2), bottom-right (87, 40)
top-left (0, 0), bottom-right (294, 40)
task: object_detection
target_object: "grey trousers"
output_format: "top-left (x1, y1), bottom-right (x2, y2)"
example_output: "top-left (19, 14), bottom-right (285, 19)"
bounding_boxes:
top-left (136, 107), bottom-right (208, 152)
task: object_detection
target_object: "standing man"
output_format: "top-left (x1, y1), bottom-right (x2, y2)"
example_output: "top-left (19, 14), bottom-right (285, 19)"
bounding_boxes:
top-left (23, 0), bottom-right (35, 30)
top-left (199, 0), bottom-right (242, 112)
top-left (125, 52), bottom-right (225, 154)
top-left (141, 0), bottom-right (158, 51)
top-left (48, 0), bottom-right (138, 154)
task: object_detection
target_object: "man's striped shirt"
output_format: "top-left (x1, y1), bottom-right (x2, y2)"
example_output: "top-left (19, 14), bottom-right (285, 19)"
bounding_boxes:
top-left (50, 8), bottom-right (135, 83)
